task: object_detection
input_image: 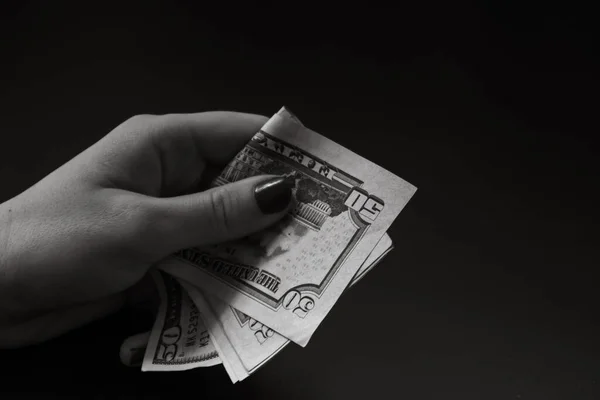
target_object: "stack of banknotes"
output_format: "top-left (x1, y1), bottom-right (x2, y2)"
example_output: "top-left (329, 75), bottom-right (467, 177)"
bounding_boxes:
top-left (119, 107), bottom-right (416, 383)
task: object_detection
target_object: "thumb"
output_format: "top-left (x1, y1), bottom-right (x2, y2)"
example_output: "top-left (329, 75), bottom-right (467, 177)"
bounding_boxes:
top-left (151, 175), bottom-right (295, 252)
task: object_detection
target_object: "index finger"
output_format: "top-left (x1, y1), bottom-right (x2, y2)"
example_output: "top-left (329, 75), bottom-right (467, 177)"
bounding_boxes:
top-left (156, 111), bottom-right (269, 166)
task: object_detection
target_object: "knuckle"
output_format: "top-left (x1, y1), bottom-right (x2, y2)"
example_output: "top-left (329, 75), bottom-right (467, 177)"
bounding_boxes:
top-left (109, 114), bottom-right (159, 141)
top-left (126, 114), bottom-right (156, 125)
top-left (120, 114), bottom-right (164, 134)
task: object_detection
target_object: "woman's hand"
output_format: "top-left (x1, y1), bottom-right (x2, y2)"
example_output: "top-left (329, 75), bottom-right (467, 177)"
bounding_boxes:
top-left (0, 112), bottom-right (294, 348)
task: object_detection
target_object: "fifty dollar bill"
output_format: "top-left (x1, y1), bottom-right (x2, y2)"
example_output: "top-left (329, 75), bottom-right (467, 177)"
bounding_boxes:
top-left (159, 107), bottom-right (416, 346)
top-left (186, 234), bottom-right (393, 382)
top-left (141, 271), bottom-right (221, 371)
top-left (142, 234), bottom-right (390, 379)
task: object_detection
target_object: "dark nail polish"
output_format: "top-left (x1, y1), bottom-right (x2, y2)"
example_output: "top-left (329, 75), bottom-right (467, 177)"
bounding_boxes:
top-left (254, 176), bottom-right (295, 214)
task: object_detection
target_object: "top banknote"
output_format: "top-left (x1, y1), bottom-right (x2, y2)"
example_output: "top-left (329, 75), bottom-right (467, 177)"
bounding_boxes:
top-left (160, 107), bottom-right (416, 346)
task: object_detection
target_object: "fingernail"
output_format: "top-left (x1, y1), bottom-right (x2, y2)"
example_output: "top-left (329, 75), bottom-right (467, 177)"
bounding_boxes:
top-left (254, 176), bottom-right (295, 214)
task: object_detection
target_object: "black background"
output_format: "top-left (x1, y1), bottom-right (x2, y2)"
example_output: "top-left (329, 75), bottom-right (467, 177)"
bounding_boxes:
top-left (1, 1), bottom-right (598, 399)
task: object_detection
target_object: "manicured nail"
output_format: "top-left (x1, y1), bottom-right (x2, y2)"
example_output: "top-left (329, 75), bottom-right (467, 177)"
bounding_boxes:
top-left (254, 176), bottom-right (295, 214)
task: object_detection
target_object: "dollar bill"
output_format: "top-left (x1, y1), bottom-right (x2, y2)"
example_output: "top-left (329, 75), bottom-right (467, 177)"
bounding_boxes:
top-left (345, 234), bottom-right (393, 287)
top-left (160, 107), bottom-right (416, 346)
top-left (129, 235), bottom-right (390, 377)
top-left (179, 281), bottom-right (249, 383)
top-left (141, 271), bottom-right (221, 371)
top-left (184, 234), bottom-right (392, 383)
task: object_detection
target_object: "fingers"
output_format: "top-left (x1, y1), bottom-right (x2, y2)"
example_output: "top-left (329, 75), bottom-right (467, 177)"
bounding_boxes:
top-left (119, 331), bottom-right (151, 367)
top-left (153, 112), bottom-right (269, 166)
top-left (149, 175), bottom-right (295, 252)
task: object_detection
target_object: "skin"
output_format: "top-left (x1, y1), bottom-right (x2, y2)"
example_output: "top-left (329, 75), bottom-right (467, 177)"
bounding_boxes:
top-left (0, 112), bottom-right (290, 348)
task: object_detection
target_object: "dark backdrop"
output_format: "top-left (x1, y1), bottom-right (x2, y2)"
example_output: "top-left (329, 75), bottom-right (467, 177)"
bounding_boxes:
top-left (1, 2), bottom-right (598, 399)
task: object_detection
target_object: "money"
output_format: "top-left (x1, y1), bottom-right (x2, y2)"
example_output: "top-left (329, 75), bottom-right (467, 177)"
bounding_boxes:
top-left (191, 234), bottom-right (393, 383)
top-left (137, 107), bottom-right (415, 382)
top-left (136, 234), bottom-right (391, 379)
top-left (141, 271), bottom-right (221, 371)
top-left (159, 107), bottom-right (416, 346)
top-left (179, 282), bottom-right (249, 383)
top-left (346, 234), bottom-right (393, 287)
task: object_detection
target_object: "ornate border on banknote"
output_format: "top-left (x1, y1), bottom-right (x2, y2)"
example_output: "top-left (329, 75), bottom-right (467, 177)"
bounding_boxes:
top-left (151, 352), bottom-right (220, 365)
